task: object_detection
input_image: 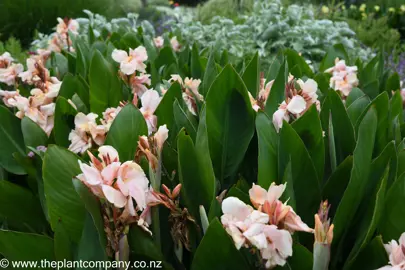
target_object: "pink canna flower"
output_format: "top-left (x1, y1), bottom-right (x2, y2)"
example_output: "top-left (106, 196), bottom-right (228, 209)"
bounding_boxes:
top-left (153, 36), bottom-right (164, 48)
top-left (170, 36), bottom-right (181, 52)
top-left (325, 58), bottom-right (358, 97)
top-left (101, 106), bottom-right (122, 131)
top-left (140, 89), bottom-right (161, 134)
top-left (169, 75), bottom-right (203, 115)
top-left (0, 52), bottom-right (14, 68)
top-left (56, 17), bottom-right (79, 36)
top-left (112, 46), bottom-right (148, 75)
top-left (130, 73), bottom-right (151, 97)
top-left (0, 63), bottom-right (24, 86)
top-left (378, 233), bottom-right (405, 270)
top-left (272, 102), bottom-right (290, 132)
top-left (0, 90), bottom-right (20, 107)
top-left (261, 225), bottom-right (293, 269)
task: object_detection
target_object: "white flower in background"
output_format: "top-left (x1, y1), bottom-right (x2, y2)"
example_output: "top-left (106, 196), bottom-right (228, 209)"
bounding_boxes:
top-left (153, 36), bottom-right (164, 49)
top-left (170, 36), bottom-right (181, 52)
top-left (112, 46), bottom-right (148, 75)
top-left (378, 233), bottom-right (405, 270)
top-left (140, 89), bottom-right (161, 134)
top-left (325, 58), bottom-right (359, 96)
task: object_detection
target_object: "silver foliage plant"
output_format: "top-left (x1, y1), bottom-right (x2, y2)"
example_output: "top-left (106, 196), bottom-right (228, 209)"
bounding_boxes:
top-left (167, 0), bottom-right (372, 67)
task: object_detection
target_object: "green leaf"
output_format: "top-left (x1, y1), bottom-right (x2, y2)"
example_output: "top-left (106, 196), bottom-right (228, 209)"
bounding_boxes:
top-left (191, 43), bottom-right (203, 79)
top-left (105, 104), bottom-right (148, 161)
top-left (347, 96), bottom-right (370, 126)
top-left (320, 90), bottom-right (356, 166)
top-left (54, 221), bottom-right (73, 262)
top-left (0, 180), bottom-right (48, 232)
top-left (205, 65), bottom-right (255, 183)
top-left (292, 105), bottom-right (325, 181)
top-left (362, 80), bottom-right (379, 100)
top-left (345, 145), bottom-right (391, 269)
top-left (128, 225), bottom-right (173, 269)
top-left (51, 52), bottom-right (68, 79)
top-left (89, 50), bottom-right (122, 115)
top-left (73, 179), bottom-right (107, 252)
top-left (201, 50), bottom-right (219, 97)
top-left (265, 61), bottom-right (287, 116)
top-left (0, 230), bottom-right (54, 265)
top-left (347, 236), bottom-right (388, 270)
top-left (177, 128), bottom-right (215, 221)
top-left (173, 99), bottom-right (198, 142)
top-left (278, 122), bottom-right (321, 227)
top-left (266, 56), bottom-right (281, 81)
top-left (331, 107), bottom-right (378, 267)
top-left (76, 212), bottom-right (107, 264)
top-left (155, 46), bottom-right (177, 70)
top-left (43, 145), bottom-right (85, 243)
top-left (54, 97), bottom-right (77, 147)
top-left (21, 117), bottom-right (48, 148)
top-left (0, 106), bottom-right (26, 174)
top-left (319, 44), bottom-right (349, 72)
top-left (242, 52), bottom-right (260, 96)
top-left (121, 32), bottom-right (141, 48)
top-left (380, 172), bottom-right (405, 241)
top-left (385, 73), bottom-right (401, 93)
top-left (191, 218), bottom-right (250, 270)
top-left (284, 49), bottom-right (313, 77)
top-left (346, 88), bottom-right (366, 108)
top-left (59, 73), bottom-right (90, 110)
top-left (256, 112), bottom-right (278, 189)
top-left (278, 244), bottom-right (313, 270)
top-left (322, 156), bottom-right (353, 216)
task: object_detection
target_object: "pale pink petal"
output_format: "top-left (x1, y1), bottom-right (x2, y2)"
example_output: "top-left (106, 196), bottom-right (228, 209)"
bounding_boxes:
top-left (120, 61), bottom-right (137, 75)
top-left (283, 207), bottom-right (313, 233)
top-left (267, 182), bottom-right (286, 203)
top-left (102, 185), bottom-right (127, 208)
top-left (222, 197), bottom-right (253, 221)
top-left (154, 125), bottom-right (169, 152)
top-left (141, 89), bottom-right (161, 114)
top-left (101, 162), bottom-right (121, 185)
top-left (112, 49), bottom-right (128, 63)
top-left (98, 145), bottom-right (119, 162)
top-left (286, 95), bottom-right (306, 115)
top-left (78, 160), bottom-right (102, 185)
top-left (249, 184), bottom-right (268, 207)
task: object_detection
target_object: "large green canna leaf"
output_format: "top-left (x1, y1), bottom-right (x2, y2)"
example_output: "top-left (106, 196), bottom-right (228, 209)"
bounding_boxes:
top-left (0, 230), bottom-right (54, 266)
top-left (292, 105), bottom-right (325, 181)
top-left (346, 88), bottom-right (366, 108)
top-left (191, 43), bottom-right (203, 79)
top-left (320, 90), bottom-right (356, 169)
top-left (277, 244), bottom-right (313, 270)
top-left (0, 180), bottom-right (48, 232)
top-left (284, 49), bottom-right (313, 77)
top-left (54, 221), bottom-right (73, 262)
top-left (155, 46), bottom-right (177, 70)
top-left (89, 50), bottom-right (122, 115)
top-left (191, 218), bottom-right (250, 270)
top-left (205, 65), bottom-right (255, 184)
top-left (54, 96), bottom-right (77, 147)
top-left (0, 106), bottom-right (26, 174)
top-left (154, 82), bottom-right (182, 143)
top-left (347, 236), bottom-right (388, 270)
top-left (256, 112), bottom-right (278, 189)
top-left (242, 52), bottom-right (260, 97)
top-left (21, 117), bottom-right (48, 149)
top-left (105, 104), bottom-right (148, 161)
top-left (347, 96), bottom-right (370, 126)
top-left (278, 122), bottom-right (321, 227)
top-left (43, 145), bottom-right (85, 243)
top-left (73, 179), bottom-right (107, 253)
top-left (331, 107), bottom-right (378, 267)
top-left (59, 73), bottom-right (90, 110)
top-left (319, 44), bottom-right (349, 72)
top-left (177, 128), bottom-right (215, 221)
top-left (265, 61), bottom-right (287, 116)
top-left (173, 99), bottom-right (198, 142)
top-left (201, 50), bottom-right (219, 97)
top-left (379, 172), bottom-right (405, 241)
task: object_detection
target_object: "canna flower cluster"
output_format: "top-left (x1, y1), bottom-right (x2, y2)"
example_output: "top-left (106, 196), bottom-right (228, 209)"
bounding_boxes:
top-left (378, 233), bottom-right (405, 270)
top-left (76, 145), bottom-right (157, 255)
top-left (0, 55), bottom-right (61, 135)
top-left (68, 106), bottom-right (122, 154)
top-left (48, 17), bottom-right (79, 52)
top-left (221, 183), bottom-right (313, 269)
top-left (272, 77), bottom-right (320, 132)
top-left (325, 58), bottom-right (359, 97)
top-left (168, 75), bottom-right (202, 116)
top-left (0, 52), bottom-right (24, 86)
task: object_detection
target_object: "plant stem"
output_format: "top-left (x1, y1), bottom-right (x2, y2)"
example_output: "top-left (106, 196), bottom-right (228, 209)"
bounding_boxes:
top-left (150, 156), bottom-right (162, 250)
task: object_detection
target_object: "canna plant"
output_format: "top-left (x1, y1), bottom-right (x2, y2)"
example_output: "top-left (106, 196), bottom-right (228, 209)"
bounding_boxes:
top-left (0, 17), bottom-right (405, 270)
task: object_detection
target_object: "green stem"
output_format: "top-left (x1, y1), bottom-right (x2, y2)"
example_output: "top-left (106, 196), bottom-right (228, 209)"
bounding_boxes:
top-left (150, 156), bottom-right (162, 250)
top-left (313, 243), bottom-right (330, 270)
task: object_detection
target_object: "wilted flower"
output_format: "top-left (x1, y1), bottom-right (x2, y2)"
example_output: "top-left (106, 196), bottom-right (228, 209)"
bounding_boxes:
top-left (112, 46), bottom-right (148, 75)
top-left (378, 233), bottom-right (405, 270)
top-left (170, 36), bottom-right (181, 52)
top-left (153, 36), bottom-right (164, 48)
top-left (325, 58), bottom-right (359, 97)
